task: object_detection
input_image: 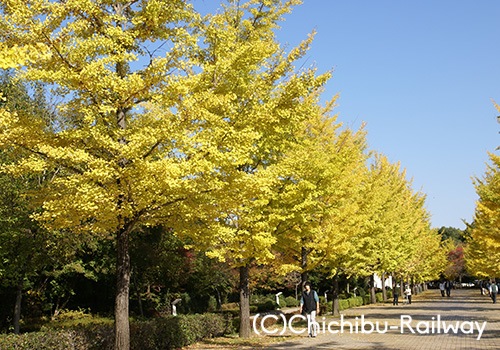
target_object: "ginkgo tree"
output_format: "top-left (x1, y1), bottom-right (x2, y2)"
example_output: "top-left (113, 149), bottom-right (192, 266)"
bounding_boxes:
top-left (466, 103), bottom-right (500, 280)
top-left (340, 155), bottom-right (445, 303)
top-left (344, 155), bottom-right (410, 302)
top-left (0, 2), bottom-right (203, 348)
top-left (466, 151), bottom-right (500, 279)
top-left (0, 0), bottom-right (336, 345)
top-left (267, 97), bottom-right (369, 291)
top-left (180, 0), bottom-right (334, 337)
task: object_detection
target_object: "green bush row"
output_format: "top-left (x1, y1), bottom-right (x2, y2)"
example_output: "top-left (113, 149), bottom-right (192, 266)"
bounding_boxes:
top-left (0, 313), bottom-right (233, 350)
top-left (335, 290), bottom-right (393, 312)
top-left (250, 294), bottom-right (299, 308)
top-left (220, 295), bottom-right (299, 315)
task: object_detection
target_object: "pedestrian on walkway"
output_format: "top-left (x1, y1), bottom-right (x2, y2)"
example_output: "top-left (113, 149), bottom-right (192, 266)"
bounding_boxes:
top-left (445, 281), bottom-right (452, 297)
top-left (299, 282), bottom-right (320, 337)
top-left (404, 284), bottom-right (412, 304)
top-left (489, 280), bottom-right (498, 303)
top-left (393, 284), bottom-right (399, 305)
top-left (439, 281), bottom-right (445, 297)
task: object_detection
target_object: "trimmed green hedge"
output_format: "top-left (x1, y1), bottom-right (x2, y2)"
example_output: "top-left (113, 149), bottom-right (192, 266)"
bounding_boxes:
top-left (339, 299), bottom-right (349, 311)
top-left (284, 296), bottom-right (299, 307)
top-left (336, 289), bottom-right (394, 312)
top-left (0, 313), bottom-right (233, 350)
top-left (0, 330), bottom-right (88, 350)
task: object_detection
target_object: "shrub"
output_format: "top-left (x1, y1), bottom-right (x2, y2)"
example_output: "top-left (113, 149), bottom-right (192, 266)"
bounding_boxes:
top-left (222, 308), bottom-right (239, 317)
top-left (284, 296), bottom-right (299, 307)
top-left (0, 330), bottom-right (89, 350)
top-left (256, 300), bottom-right (276, 312)
top-left (221, 302), bottom-right (238, 311)
top-left (277, 295), bottom-right (287, 308)
top-left (386, 290), bottom-right (392, 299)
top-left (221, 305), bottom-right (257, 317)
top-left (0, 314), bottom-right (232, 350)
top-left (346, 296), bottom-right (362, 308)
top-left (375, 292), bottom-right (383, 303)
top-left (207, 296), bottom-right (218, 312)
top-left (339, 299), bottom-right (349, 311)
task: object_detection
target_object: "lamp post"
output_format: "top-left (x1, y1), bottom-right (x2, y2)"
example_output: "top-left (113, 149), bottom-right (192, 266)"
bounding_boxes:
top-left (172, 298), bottom-right (182, 316)
top-left (275, 292), bottom-right (283, 309)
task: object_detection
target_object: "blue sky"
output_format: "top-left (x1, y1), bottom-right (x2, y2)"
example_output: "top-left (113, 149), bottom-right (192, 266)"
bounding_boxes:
top-left (276, 1), bottom-right (500, 230)
top-left (197, 1), bottom-right (500, 229)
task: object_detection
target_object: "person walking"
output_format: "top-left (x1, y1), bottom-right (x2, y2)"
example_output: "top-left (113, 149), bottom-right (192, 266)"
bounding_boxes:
top-left (393, 284), bottom-right (399, 306)
top-left (439, 281), bottom-right (445, 297)
top-left (445, 281), bottom-right (452, 297)
top-left (299, 282), bottom-right (320, 337)
top-left (404, 284), bottom-right (412, 304)
top-left (489, 280), bottom-right (498, 303)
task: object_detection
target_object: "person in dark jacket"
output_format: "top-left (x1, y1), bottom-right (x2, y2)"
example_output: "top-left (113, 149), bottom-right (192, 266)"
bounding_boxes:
top-left (393, 284), bottom-right (399, 305)
top-left (299, 282), bottom-right (320, 337)
top-left (445, 281), bottom-right (452, 297)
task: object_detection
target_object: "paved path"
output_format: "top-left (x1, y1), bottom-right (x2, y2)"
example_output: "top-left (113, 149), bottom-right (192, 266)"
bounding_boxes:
top-left (262, 288), bottom-right (500, 350)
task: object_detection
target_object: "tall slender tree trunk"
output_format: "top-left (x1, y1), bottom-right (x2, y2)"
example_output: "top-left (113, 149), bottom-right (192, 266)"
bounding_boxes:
top-left (132, 269), bottom-right (144, 317)
top-left (369, 274), bottom-right (376, 304)
top-left (239, 264), bottom-right (251, 338)
top-left (215, 287), bottom-right (222, 312)
top-left (13, 275), bottom-right (23, 334)
top-left (400, 276), bottom-right (404, 298)
top-left (115, 224), bottom-right (131, 350)
top-left (392, 273), bottom-right (396, 291)
top-left (332, 271), bottom-right (340, 316)
top-left (114, 38), bottom-right (131, 348)
top-left (301, 246), bottom-right (308, 289)
top-left (381, 272), bottom-right (387, 301)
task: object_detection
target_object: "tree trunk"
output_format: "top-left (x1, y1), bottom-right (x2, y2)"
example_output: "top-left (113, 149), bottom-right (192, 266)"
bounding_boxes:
top-left (239, 264), bottom-right (251, 338)
top-left (215, 287), bottom-right (222, 312)
top-left (132, 269), bottom-right (144, 317)
top-left (115, 224), bottom-right (131, 350)
top-left (301, 246), bottom-right (308, 290)
top-left (347, 282), bottom-right (350, 294)
top-left (332, 271), bottom-right (340, 316)
top-left (113, 30), bottom-right (131, 347)
top-left (53, 294), bottom-right (71, 318)
top-left (13, 275), bottom-right (23, 334)
top-left (370, 274), bottom-right (376, 304)
top-left (381, 272), bottom-right (387, 301)
top-left (400, 276), bottom-right (404, 298)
